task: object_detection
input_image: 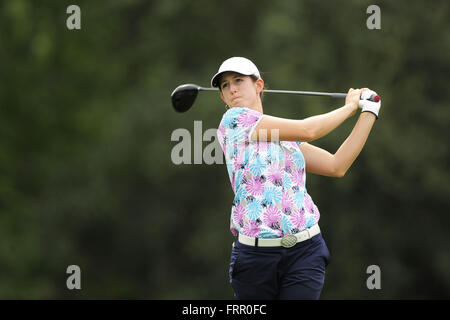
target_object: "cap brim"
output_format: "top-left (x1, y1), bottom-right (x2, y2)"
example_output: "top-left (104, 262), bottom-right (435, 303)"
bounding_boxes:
top-left (210, 71), bottom-right (224, 88)
top-left (212, 70), bottom-right (259, 88)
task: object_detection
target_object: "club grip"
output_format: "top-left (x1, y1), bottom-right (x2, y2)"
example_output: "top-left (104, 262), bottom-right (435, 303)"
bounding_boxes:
top-left (371, 94), bottom-right (381, 102)
top-left (339, 93), bottom-right (381, 102)
top-left (362, 94), bottom-right (381, 102)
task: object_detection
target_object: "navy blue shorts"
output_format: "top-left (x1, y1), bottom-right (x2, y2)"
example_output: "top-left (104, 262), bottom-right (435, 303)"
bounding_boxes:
top-left (229, 232), bottom-right (330, 300)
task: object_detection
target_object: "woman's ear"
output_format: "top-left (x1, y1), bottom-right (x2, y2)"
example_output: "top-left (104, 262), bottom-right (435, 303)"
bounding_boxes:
top-left (255, 78), bottom-right (264, 95)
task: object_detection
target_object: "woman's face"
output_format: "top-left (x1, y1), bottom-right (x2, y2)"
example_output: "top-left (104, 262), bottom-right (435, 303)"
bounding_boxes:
top-left (219, 72), bottom-right (264, 108)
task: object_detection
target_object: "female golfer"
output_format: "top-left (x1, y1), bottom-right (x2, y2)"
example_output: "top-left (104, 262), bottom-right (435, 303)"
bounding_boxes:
top-left (213, 57), bottom-right (381, 300)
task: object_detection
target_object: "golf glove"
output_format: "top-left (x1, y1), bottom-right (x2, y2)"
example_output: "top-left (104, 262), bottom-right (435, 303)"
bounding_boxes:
top-left (358, 90), bottom-right (381, 119)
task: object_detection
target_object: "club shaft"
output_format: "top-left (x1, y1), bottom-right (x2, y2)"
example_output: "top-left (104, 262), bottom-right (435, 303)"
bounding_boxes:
top-left (198, 87), bottom-right (219, 91)
top-left (265, 89), bottom-right (347, 99)
top-left (198, 87), bottom-right (346, 99)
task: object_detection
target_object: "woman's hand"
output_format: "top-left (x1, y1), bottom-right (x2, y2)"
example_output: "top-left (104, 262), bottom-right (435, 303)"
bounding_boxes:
top-left (359, 89), bottom-right (381, 119)
top-left (345, 88), bottom-right (363, 115)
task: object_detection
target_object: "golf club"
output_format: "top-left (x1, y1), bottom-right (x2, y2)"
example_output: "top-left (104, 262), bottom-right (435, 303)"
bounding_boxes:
top-left (171, 83), bottom-right (380, 113)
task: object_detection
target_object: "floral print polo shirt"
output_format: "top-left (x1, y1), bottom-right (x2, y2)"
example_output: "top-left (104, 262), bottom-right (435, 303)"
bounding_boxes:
top-left (217, 107), bottom-right (320, 239)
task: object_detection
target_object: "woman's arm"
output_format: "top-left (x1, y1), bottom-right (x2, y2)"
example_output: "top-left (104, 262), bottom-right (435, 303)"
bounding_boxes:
top-left (250, 89), bottom-right (361, 142)
top-left (300, 112), bottom-right (377, 177)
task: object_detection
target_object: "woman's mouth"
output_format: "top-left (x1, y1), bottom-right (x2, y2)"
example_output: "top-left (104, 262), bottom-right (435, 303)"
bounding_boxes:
top-left (231, 97), bottom-right (241, 104)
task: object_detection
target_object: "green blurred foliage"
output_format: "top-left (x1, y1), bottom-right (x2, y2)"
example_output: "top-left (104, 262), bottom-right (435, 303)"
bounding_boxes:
top-left (0, 0), bottom-right (449, 299)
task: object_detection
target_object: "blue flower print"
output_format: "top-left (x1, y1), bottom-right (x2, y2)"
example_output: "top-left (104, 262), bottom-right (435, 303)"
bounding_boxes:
top-left (292, 151), bottom-right (305, 168)
top-left (267, 143), bottom-right (284, 163)
top-left (235, 170), bottom-right (243, 187)
top-left (247, 199), bottom-right (262, 220)
top-left (222, 110), bottom-right (238, 129)
top-left (282, 172), bottom-right (292, 191)
top-left (292, 190), bottom-right (305, 207)
top-left (263, 187), bottom-right (282, 205)
top-left (259, 228), bottom-right (279, 239)
top-left (281, 215), bottom-right (293, 234)
top-left (235, 184), bottom-right (246, 202)
top-left (305, 216), bottom-right (316, 229)
top-left (249, 156), bottom-right (265, 176)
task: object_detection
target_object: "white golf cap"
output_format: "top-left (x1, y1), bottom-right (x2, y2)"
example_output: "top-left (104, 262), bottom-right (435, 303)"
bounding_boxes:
top-left (211, 57), bottom-right (261, 88)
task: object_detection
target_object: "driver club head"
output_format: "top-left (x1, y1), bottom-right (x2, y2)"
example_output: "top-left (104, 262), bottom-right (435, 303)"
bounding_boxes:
top-left (171, 84), bottom-right (201, 113)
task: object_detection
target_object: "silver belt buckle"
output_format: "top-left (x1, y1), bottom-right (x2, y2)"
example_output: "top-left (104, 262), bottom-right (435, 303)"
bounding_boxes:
top-left (280, 234), bottom-right (297, 248)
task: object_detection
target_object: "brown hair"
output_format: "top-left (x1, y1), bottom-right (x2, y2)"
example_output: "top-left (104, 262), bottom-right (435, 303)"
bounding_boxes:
top-left (250, 74), bottom-right (266, 101)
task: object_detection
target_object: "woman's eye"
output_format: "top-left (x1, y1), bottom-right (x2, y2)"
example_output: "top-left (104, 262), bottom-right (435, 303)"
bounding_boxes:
top-left (221, 83), bottom-right (228, 89)
top-left (236, 78), bottom-right (242, 82)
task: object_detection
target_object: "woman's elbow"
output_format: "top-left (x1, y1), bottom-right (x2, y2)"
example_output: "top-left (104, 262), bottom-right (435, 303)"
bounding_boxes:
top-left (332, 165), bottom-right (347, 178)
top-left (334, 170), bottom-right (346, 178)
top-left (330, 156), bottom-right (347, 178)
top-left (302, 127), bottom-right (318, 142)
top-left (297, 120), bottom-right (317, 142)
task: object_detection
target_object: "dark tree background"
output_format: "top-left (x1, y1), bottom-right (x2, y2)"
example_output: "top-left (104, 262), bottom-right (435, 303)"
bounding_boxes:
top-left (0, 0), bottom-right (449, 299)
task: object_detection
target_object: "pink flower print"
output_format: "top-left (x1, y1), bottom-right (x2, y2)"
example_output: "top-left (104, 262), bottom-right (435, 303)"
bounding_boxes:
top-left (233, 149), bottom-right (245, 171)
top-left (217, 127), bottom-right (227, 152)
top-left (282, 191), bottom-right (294, 214)
top-left (263, 206), bottom-right (281, 230)
top-left (283, 141), bottom-right (298, 148)
top-left (291, 167), bottom-right (304, 186)
top-left (232, 204), bottom-right (246, 227)
top-left (304, 193), bottom-right (315, 213)
top-left (245, 176), bottom-right (264, 197)
top-left (230, 221), bottom-right (239, 236)
top-left (256, 140), bottom-right (269, 154)
top-left (291, 208), bottom-right (306, 230)
top-left (239, 111), bottom-right (259, 128)
top-left (284, 153), bottom-right (294, 172)
top-left (268, 163), bottom-right (283, 186)
top-left (313, 208), bottom-right (320, 221)
top-left (242, 220), bottom-right (260, 237)
top-left (217, 125), bottom-right (226, 138)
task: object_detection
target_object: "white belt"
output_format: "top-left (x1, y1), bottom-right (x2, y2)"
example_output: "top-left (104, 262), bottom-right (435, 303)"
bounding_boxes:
top-left (237, 224), bottom-right (320, 248)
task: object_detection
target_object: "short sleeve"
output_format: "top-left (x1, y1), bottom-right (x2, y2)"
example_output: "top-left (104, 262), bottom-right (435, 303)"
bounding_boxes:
top-left (217, 107), bottom-right (263, 151)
